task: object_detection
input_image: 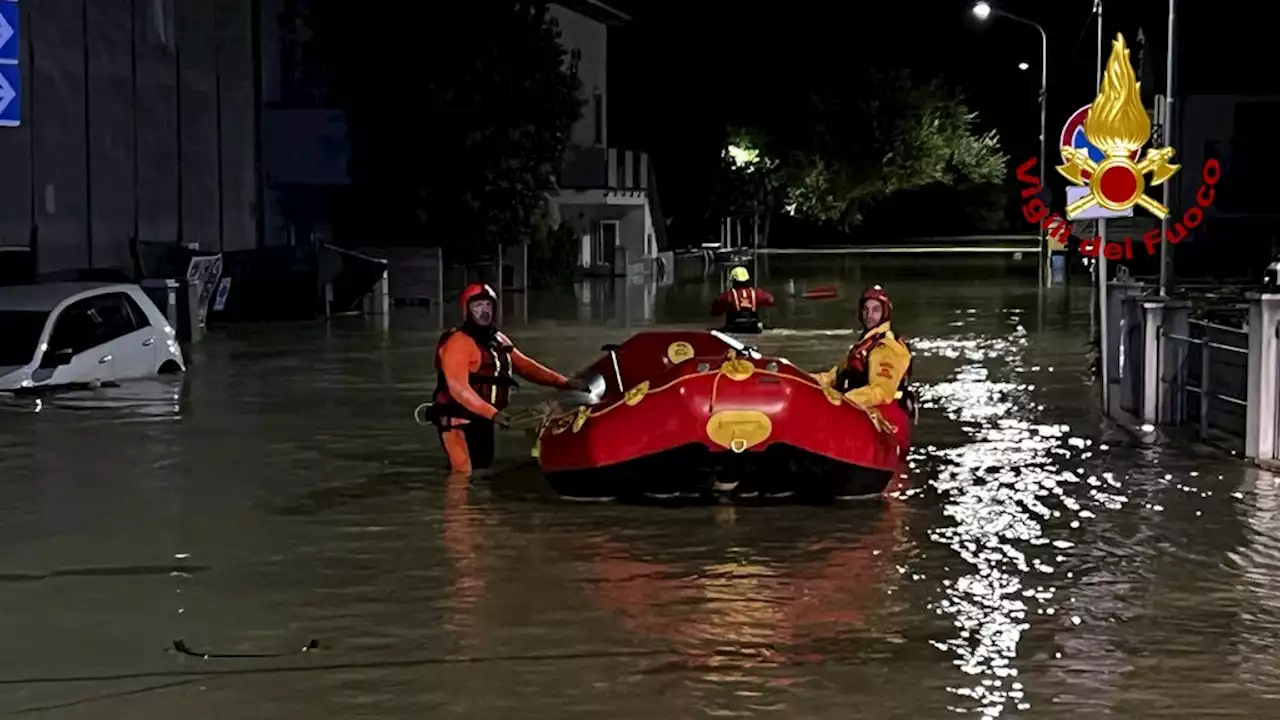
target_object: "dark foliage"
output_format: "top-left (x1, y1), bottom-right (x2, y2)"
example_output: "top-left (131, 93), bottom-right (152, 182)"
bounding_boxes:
top-left (310, 2), bottom-right (583, 257)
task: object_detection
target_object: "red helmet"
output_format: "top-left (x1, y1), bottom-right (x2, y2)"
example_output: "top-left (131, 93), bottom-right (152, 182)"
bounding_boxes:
top-left (460, 283), bottom-right (498, 318)
top-left (860, 285), bottom-right (892, 323)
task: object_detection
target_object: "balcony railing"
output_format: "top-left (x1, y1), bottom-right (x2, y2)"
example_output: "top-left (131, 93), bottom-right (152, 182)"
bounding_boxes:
top-left (559, 146), bottom-right (650, 191)
top-left (558, 145), bottom-right (668, 250)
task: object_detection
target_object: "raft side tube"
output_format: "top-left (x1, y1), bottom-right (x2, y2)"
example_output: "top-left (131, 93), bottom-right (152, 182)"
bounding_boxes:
top-left (545, 442), bottom-right (895, 502)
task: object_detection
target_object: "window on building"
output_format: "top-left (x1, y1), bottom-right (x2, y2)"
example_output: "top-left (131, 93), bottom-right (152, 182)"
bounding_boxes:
top-left (593, 93), bottom-right (604, 146)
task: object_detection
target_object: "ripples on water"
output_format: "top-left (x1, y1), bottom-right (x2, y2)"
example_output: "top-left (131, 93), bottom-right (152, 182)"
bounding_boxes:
top-left (0, 275), bottom-right (1278, 717)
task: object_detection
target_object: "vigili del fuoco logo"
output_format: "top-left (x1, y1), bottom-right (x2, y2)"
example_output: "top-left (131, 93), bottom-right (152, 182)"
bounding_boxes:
top-left (1015, 33), bottom-right (1220, 261)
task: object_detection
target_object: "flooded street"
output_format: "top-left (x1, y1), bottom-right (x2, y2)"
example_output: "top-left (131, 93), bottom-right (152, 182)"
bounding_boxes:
top-left (2, 258), bottom-right (1278, 718)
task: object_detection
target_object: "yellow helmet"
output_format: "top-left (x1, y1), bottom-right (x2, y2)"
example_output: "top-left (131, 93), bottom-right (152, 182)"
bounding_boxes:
top-left (729, 266), bottom-right (750, 283)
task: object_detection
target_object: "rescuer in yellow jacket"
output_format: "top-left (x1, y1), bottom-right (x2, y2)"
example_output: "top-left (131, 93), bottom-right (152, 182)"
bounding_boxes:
top-left (811, 285), bottom-right (913, 412)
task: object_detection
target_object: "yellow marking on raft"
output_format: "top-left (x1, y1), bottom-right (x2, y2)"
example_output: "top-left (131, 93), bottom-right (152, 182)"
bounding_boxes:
top-left (706, 410), bottom-right (773, 453)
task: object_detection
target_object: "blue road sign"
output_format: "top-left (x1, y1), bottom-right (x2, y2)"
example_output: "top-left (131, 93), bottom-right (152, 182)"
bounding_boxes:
top-left (0, 63), bottom-right (20, 127)
top-left (0, 2), bottom-right (17, 65)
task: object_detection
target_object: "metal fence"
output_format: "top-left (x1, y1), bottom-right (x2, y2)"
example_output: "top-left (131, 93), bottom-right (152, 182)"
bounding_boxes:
top-left (1163, 318), bottom-right (1249, 441)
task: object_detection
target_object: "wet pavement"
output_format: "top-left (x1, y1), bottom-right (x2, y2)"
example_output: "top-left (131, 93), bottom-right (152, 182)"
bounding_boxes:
top-left (1, 258), bottom-right (1277, 718)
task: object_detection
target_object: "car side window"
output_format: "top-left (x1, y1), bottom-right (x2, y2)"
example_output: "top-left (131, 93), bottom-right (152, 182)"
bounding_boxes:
top-left (46, 293), bottom-right (145, 357)
top-left (121, 293), bottom-right (153, 329)
top-left (47, 299), bottom-right (105, 355)
top-left (88, 293), bottom-right (144, 343)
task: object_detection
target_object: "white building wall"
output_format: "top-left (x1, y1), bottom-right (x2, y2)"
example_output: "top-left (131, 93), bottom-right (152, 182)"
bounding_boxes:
top-left (548, 4), bottom-right (606, 149)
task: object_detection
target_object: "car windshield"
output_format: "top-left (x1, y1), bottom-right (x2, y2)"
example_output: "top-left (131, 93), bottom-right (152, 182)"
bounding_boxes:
top-left (0, 310), bottom-right (50, 367)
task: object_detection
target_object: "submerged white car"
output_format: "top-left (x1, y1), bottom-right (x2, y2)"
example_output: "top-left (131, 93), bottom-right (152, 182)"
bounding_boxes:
top-left (0, 282), bottom-right (186, 391)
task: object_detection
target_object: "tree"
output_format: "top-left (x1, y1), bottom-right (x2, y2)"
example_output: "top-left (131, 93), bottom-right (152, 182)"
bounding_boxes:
top-left (719, 72), bottom-right (1007, 236)
top-left (718, 127), bottom-right (785, 246)
top-left (326, 2), bottom-right (584, 256)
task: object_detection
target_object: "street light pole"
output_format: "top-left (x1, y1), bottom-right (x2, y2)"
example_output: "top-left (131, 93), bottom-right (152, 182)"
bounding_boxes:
top-left (1159, 0), bottom-right (1176, 297)
top-left (972, 3), bottom-right (1049, 285)
top-left (1038, 24), bottom-right (1048, 286)
top-left (1095, 0), bottom-right (1108, 413)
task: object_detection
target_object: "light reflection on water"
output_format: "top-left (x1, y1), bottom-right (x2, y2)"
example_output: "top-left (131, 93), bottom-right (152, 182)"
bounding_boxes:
top-left (916, 329), bottom-right (1079, 715)
top-left (0, 265), bottom-right (1278, 717)
top-left (0, 377), bottom-right (184, 417)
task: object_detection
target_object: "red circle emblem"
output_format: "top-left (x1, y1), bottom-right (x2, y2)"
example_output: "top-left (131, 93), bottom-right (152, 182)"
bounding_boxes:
top-left (1098, 165), bottom-right (1138, 205)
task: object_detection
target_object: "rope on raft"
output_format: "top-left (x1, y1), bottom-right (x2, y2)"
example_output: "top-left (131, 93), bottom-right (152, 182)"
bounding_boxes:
top-left (412, 360), bottom-right (904, 437)
top-left (413, 403), bottom-right (547, 430)
top-left (537, 364), bottom-right (900, 437)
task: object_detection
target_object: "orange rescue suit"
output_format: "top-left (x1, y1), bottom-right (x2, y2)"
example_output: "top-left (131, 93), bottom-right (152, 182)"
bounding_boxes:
top-left (711, 286), bottom-right (776, 319)
top-left (434, 328), bottom-right (570, 474)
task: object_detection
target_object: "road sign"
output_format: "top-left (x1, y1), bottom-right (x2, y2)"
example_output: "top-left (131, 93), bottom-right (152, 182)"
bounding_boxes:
top-left (0, 2), bottom-right (16, 65)
top-left (1060, 103), bottom-right (1141, 181)
top-left (0, 63), bottom-right (19, 127)
top-left (1066, 186), bottom-right (1132, 220)
top-left (1061, 104), bottom-right (1101, 167)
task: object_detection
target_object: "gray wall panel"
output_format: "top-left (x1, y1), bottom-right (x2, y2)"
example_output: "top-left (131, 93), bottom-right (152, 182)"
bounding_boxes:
top-left (87, 0), bottom-right (136, 270)
top-left (0, 3), bottom-right (33, 249)
top-left (177, 0), bottom-right (219, 252)
top-left (0, 0), bottom-right (263, 273)
top-left (133, 0), bottom-right (178, 246)
top-left (217, 0), bottom-right (256, 252)
top-left (32, 0), bottom-right (89, 273)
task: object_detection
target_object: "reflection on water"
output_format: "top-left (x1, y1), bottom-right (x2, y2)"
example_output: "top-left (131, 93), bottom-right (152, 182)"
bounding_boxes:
top-left (0, 377), bottom-right (184, 418)
top-left (0, 258), bottom-right (1278, 717)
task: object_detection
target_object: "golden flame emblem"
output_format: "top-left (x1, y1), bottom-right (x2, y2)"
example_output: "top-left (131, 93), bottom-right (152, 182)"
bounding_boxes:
top-left (1057, 34), bottom-right (1180, 219)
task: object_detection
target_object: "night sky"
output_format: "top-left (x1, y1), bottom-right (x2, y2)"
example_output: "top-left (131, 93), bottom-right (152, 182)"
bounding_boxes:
top-left (602, 0), bottom-right (1270, 234)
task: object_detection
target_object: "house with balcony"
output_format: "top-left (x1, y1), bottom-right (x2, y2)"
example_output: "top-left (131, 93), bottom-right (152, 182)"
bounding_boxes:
top-left (253, 0), bottom-right (669, 311)
top-left (549, 2), bottom-right (669, 279)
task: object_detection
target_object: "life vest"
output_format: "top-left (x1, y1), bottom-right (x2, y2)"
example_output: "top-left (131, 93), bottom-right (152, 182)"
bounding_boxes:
top-left (835, 328), bottom-right (913, 403)
top-left (725, 286), bottom-right (761, 325)
top-left (432, 327), bottom-right (518, 420)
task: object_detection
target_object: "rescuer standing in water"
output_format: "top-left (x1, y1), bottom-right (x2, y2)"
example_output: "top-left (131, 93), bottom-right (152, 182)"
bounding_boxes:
top-left (812, 285), bottom-right (915, 417)
top-left (432, 283), bottom-right (587, 475)
top-left (711, 266), bottom-right (775, 333)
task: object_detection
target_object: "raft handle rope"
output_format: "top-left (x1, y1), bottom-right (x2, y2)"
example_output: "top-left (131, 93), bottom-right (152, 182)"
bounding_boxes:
top-left (413, 402), bottom-right (435, 426)
top-left (541, 359), bottom-right (900, 436)
top-left (413, 401), bottom-right (547, 430)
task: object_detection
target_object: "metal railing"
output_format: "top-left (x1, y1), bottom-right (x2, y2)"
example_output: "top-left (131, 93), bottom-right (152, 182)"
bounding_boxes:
top-left (1162, 318), bottom-right (1249, 438)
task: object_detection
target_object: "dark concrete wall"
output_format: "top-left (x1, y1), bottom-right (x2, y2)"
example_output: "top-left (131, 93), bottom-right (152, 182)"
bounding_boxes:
top-left (0, 0), bottom-right (259, 275)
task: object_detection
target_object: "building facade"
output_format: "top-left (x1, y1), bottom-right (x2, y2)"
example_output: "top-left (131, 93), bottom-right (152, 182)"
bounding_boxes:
top-left (0, 0), bottom-right (263, 278)
top-left (549, 1), bottom-right (668, 278)
top-left (0, 1), bottom-right (668, 287)
top-left (1174, 95), bottom-right (1280, 276)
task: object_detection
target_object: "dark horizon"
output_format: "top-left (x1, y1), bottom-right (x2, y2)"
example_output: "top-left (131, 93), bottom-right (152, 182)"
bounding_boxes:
top-left (605, 0), bottom-right (1276, 250)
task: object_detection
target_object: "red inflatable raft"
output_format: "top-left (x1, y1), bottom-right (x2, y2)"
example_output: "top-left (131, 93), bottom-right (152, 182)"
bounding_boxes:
top-left (534, 330), bottom-right (913, 502)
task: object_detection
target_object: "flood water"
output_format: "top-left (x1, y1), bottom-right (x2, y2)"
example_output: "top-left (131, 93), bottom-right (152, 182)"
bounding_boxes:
top-left (2, 257), bottom-right (1278, 718)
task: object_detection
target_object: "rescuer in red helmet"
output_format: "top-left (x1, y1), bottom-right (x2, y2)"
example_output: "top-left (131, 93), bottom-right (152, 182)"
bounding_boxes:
top-left (711, 266), bottom-right (775, 333)
top-left (812, 285), bottom-right (915, 415)
top-left (432, 283), bottom-right (588, 475)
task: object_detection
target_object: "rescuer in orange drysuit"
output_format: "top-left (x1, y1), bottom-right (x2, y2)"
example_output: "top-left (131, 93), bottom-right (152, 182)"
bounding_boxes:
top-left (433, 283), bottom-right (587, 474)
top-left (811, 286), bottom-right (915, 417)
top-left (711, 266), bottom-right (775, 332)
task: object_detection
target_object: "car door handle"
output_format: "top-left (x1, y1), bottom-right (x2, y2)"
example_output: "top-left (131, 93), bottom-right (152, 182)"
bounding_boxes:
top-left (98, 354), bottom-right (112, 364)
top-left (142, 337), bottom-right (155, 347)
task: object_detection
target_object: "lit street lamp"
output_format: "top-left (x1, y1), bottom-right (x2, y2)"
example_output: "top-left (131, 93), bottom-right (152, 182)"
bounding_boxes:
top-left (973, 2), bottom-right (1049, 284)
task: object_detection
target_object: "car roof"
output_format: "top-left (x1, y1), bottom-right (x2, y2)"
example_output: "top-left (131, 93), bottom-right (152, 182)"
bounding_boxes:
top-left (0, 282), bottom-right (138, 312)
